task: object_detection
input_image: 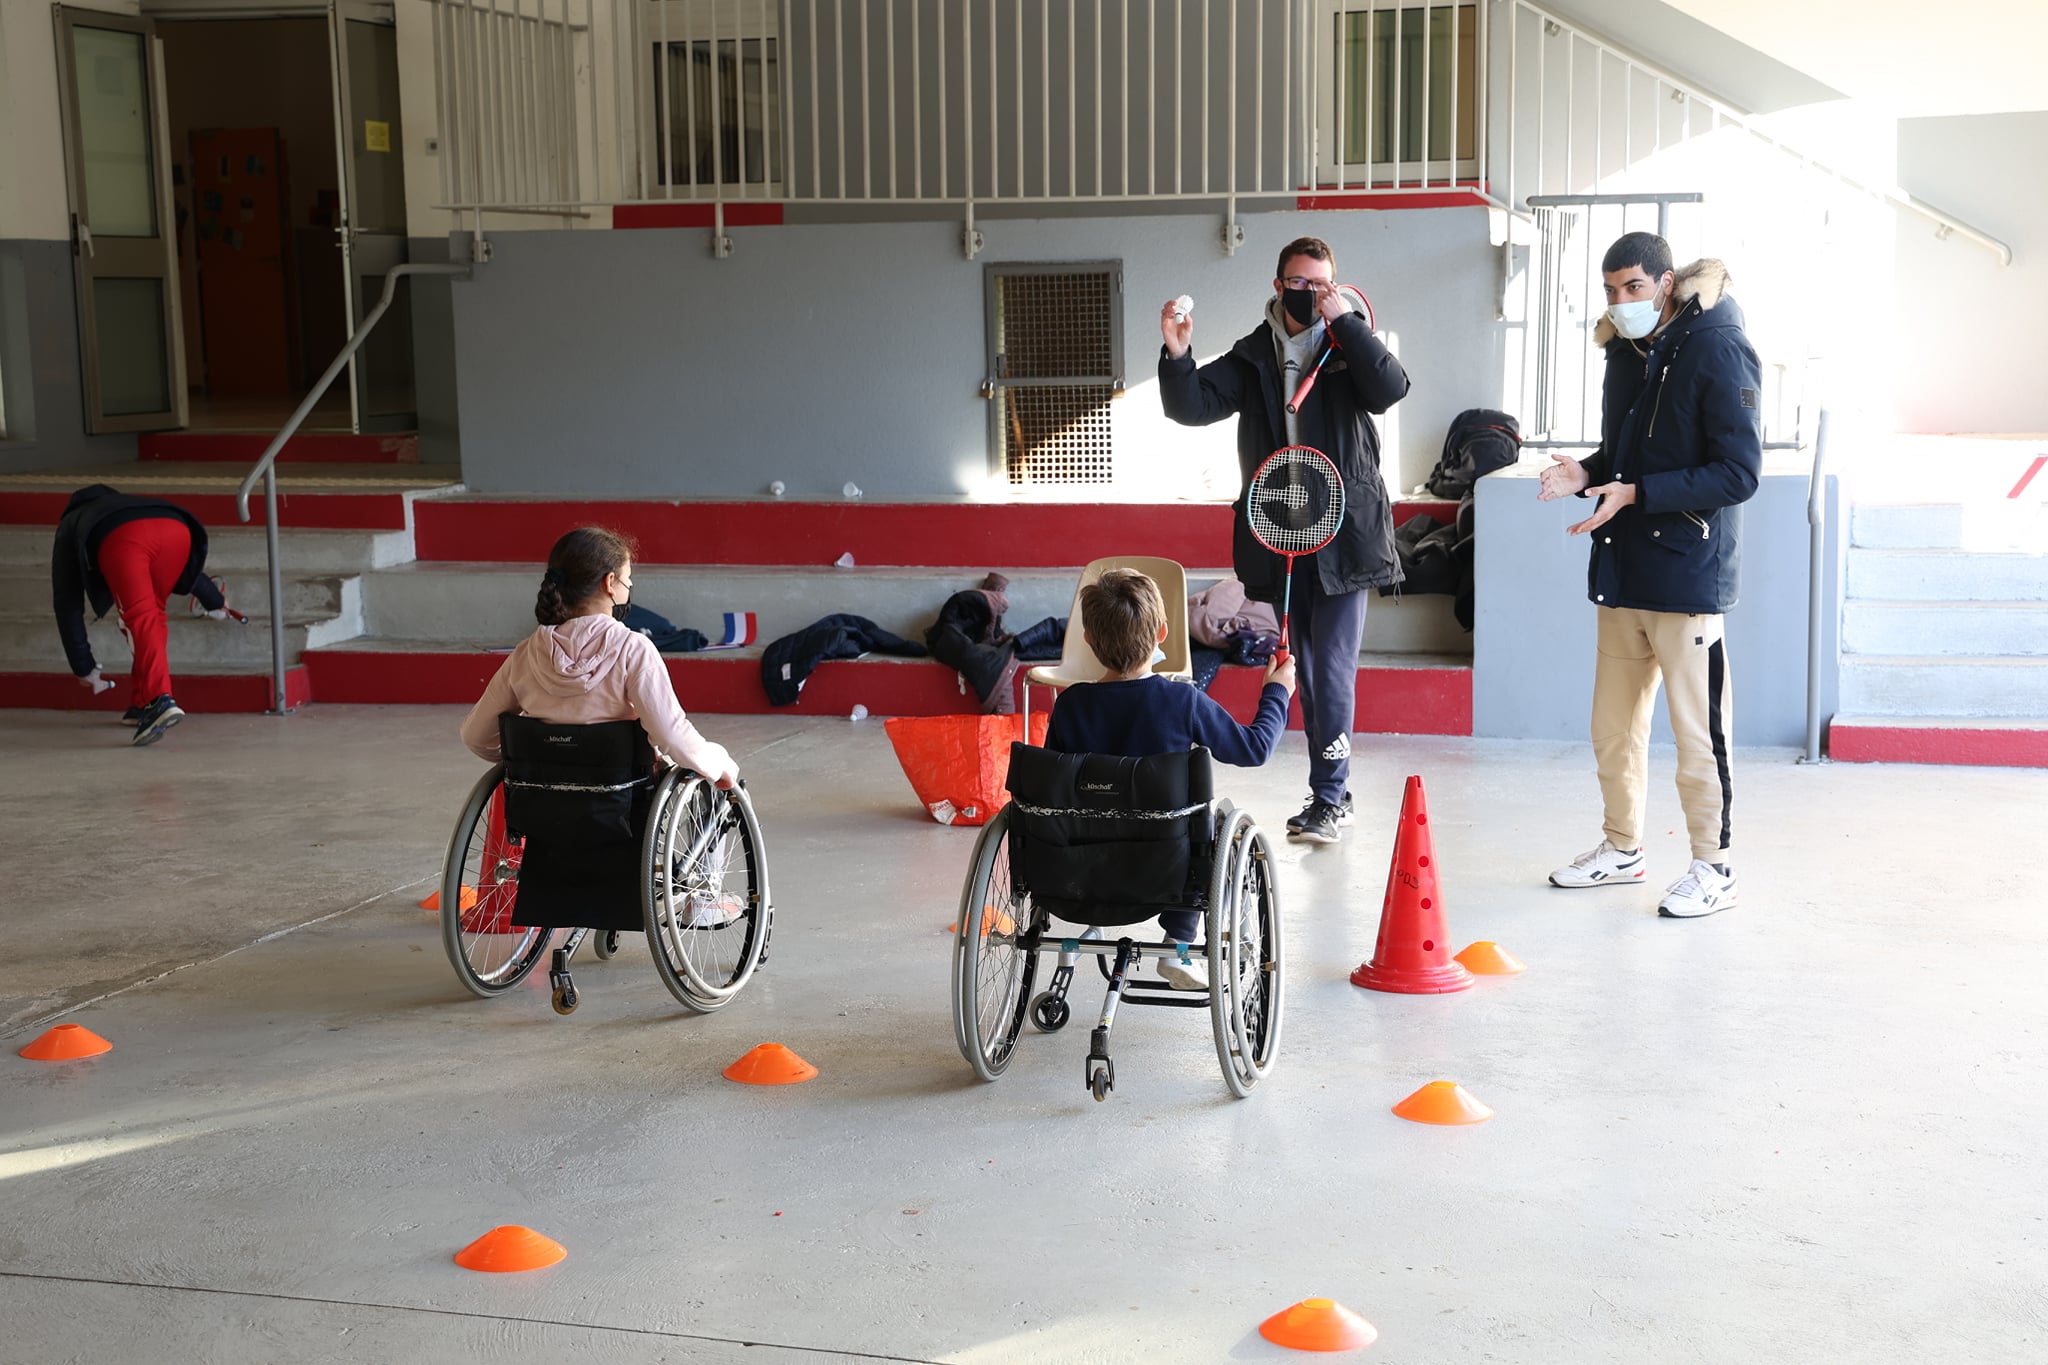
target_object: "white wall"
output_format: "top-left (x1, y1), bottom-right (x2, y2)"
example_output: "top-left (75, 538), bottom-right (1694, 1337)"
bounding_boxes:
top-left (0, 0), bottom-right (146, 242)
top-left (1891, 111), bottom-right (2047, 435)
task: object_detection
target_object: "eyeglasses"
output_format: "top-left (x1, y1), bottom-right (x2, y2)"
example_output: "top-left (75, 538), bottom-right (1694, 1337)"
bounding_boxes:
top-left (1278, 276), bottom-right (1331, 290)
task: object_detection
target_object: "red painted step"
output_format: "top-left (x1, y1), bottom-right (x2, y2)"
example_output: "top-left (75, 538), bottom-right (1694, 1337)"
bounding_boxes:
top-left (0, 667), bottom-right (311, 713)
top-left (301, 648), bottom-right (1471, 733)
top-left (0, 488), bottom-right (414, 531)
top-left (1828, 719), bottom-right (2048, 768)
top-left (414, 498), bottom-right (1457, 568)
top-left (140, 432), bottom-right (420, 464)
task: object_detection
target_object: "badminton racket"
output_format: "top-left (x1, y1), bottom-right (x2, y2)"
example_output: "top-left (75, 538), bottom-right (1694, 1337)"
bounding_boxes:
top-left (1245, 445), bottom-right (1346, 666)
top-left (1286, 284), bottom-right (1376, 415)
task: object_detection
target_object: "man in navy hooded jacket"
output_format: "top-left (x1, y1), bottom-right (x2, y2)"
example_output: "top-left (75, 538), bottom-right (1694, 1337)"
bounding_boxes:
top-left (1538, 232), bottom-right (1762, 919)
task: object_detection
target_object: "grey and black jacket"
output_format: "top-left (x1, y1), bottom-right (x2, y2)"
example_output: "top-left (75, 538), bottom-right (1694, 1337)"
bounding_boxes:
top-left (1158, 297), bottom-right (1411, 605)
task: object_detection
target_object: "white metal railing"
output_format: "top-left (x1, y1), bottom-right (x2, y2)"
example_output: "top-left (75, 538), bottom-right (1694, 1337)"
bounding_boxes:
top-left (431, 0), bottom-right (1508, 251)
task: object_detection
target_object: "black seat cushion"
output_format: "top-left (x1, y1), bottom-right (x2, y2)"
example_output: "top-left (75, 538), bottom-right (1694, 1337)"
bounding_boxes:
top-left (497, 715), bottom-right (657, 931)
top-left (1003, 744), bottom-right (1214, 926)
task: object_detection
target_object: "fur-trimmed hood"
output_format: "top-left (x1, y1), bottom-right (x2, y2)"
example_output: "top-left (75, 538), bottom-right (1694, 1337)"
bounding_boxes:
top-left (1592, 257), bottom-right (1732, 348)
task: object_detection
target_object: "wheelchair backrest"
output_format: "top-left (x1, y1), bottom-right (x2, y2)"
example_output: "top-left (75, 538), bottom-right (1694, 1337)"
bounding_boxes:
top-left (1003, 743), bottom-right (1214, 918)
top-left (498, 714), bottom-right (657, 847)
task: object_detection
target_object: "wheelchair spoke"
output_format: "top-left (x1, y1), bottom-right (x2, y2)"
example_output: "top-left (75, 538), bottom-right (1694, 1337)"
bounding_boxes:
top-left (644, 776), bottom-right (767, 1010)
top-left (442, 770), bottom-right (551, 996)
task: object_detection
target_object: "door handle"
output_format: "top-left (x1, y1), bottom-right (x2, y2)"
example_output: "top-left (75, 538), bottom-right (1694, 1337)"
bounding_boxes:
top-left (75, 219), bottom-right (95, 258)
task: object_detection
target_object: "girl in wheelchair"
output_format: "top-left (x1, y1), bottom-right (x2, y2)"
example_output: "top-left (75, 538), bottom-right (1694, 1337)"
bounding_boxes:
top-left (459, 526), bottom-right (739, 791)
top-left (1043, 567), bottom-right (1295, 990)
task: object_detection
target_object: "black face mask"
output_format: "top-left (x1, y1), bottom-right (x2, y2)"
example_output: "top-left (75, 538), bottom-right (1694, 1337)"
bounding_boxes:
top-left (612, 601), bottom-right (631, 623)
top-left (1281, 287), bottom-right (1318, 326)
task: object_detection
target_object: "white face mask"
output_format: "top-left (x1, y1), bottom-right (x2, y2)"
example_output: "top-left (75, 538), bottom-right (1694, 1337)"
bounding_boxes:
top-left (1606, 289), bottom-right (1665, 340)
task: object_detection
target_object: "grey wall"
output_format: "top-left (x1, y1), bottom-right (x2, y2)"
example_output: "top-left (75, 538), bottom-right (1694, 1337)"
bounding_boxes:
top-left (448, 204), bottom-right (1502, 497)
top-left (1892, 111), bottom-right (2047, 435)
top-left (1472, 461), bottom-right (1841, 748)
top-left (0, 240), bottom-right (140, 473)
top-left (407, 235), bottom-right (461, 465)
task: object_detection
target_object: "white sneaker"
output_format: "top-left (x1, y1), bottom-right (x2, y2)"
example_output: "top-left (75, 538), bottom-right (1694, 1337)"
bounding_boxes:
top-left (1658, 861), bottom-right (1739, 918)
top-left (688, 892), bottom-right (740, 928)
top-left (1158, 952), bottom-right (1209, 992)
top-left (1548, 839), bottom-right (1647, 888)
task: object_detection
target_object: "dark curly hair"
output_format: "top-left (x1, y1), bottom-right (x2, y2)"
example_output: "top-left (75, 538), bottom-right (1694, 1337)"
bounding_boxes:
top-left (535, 526), bottom-right (636, 626)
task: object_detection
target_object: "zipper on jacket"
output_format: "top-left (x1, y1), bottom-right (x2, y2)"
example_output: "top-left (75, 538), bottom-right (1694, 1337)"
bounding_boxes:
top-left (1646, 364), bottom-right (1670, 438)
top-left (1681, 510), bottom-right (1710, 539)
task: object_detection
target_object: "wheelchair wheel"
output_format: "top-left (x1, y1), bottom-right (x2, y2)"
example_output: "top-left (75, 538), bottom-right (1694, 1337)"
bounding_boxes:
top-left (592, 930), bottom-right (623, 960)
top-left (642, 772), bottom-right (769, 1012)
top-left (951, 807), bottom-right (1038, 1080)
top-left (1207, 809), bottom-right (1284, 1098)
top-left (441, 765), bottom-right (553, 998)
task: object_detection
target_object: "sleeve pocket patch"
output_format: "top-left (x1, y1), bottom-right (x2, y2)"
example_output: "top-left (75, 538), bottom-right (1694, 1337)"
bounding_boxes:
top-left (1739, 387), bottom-right (1758, 409)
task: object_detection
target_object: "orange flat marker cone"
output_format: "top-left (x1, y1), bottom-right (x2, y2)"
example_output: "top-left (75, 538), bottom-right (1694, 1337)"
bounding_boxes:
top-left (420, 885), bottom-right (479, 912)
top-left (1351, 775), bottom-right (1474, 995)
top-left (723, 1043), bottom-right (819, 1085)
top-left (950, 905), bottom-right (1015, 936)
top-left (1454, 941), bottom-right (1526, 975)
top-left (1392, 1080), bottom-right (1493, 1125)
top-left (453, 1225), bottom-right (566, 1273)
top-left (1258, 1297), bottom-right (1378, 1352)
top-left (18, 1023), bottom-right (113, 1061)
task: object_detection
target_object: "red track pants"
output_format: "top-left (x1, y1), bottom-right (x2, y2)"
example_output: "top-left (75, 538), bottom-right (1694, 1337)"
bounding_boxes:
top-left (97, 518), bottom-right (190, 708)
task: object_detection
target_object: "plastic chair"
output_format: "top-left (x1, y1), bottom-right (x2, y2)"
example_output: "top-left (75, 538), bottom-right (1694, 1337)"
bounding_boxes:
top-left (1020, 556), bottom-right (1193, 727)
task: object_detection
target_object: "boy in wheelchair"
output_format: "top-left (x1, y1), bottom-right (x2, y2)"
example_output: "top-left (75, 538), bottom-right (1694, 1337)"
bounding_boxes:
top-left (1043, 568), bottom-right (1294, 990)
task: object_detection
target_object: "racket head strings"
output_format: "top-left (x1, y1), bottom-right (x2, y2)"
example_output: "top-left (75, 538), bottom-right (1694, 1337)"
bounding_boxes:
top-left (1247, 445), bottom-right (1345, 557)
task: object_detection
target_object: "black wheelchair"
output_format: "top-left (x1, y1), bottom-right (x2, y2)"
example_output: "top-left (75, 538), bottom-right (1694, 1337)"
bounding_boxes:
top-left (438, 715), bottom-right (772, 1014)
top-left (950, 744), bottom-right (1284, 1101)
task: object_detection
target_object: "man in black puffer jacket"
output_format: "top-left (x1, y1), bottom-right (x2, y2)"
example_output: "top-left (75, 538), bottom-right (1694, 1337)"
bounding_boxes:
top-left (1159, 235), bottom-right (1411, 846)
top-left (1538, 233), bottom-right (1762, 919)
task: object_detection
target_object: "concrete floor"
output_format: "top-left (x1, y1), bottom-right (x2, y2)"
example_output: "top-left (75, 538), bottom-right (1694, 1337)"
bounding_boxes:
top-left (2, 707), bottom-right (2043, 1363)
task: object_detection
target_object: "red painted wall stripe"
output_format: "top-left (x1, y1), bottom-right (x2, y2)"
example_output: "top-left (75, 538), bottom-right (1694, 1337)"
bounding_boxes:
top-left (1828, 722), bottom-right (2048, 768)
top-left (612, 202), bottom-right (786, 229)
top-left (0, 668), bottom-right (310, 713)
top-left (2008, 455), bottom-right (2046, 500)
top-left (304, 649), bottom-right (1472, 733)
top-left (1296, 185), bottom-right (1492, 212)
top-left (0, 490), bottom-right (411, 531)
top-left (414, 498), bottom-right (1459, 567)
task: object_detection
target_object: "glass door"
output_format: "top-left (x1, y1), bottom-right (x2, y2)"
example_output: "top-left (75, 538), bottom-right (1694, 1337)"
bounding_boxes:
top-left (54, 7), bottom-right (187, 433)
top-left (330, 1), bottom-right (415, 431)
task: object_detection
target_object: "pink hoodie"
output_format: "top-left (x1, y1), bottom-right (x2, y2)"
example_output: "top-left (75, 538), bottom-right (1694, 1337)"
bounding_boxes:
top-left (460, 613), bottom-right (737, 782)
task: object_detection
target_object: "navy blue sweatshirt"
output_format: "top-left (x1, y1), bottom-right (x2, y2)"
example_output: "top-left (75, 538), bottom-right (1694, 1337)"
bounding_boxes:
top-left (1044, 674), bottom-right (1290, 767)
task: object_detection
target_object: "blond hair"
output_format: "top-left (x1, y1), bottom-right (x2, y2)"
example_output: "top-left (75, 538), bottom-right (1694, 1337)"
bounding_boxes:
top-left (1080, 568), bottom-right (1166, 673)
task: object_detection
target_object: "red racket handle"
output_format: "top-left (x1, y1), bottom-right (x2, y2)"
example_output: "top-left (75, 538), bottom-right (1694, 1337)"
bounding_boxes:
top-left (1274, 555), bottom-right (1295, 664)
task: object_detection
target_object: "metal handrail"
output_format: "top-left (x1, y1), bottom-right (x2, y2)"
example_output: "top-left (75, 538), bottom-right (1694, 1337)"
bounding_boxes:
top-left (236, 261), bottom-right (472, 715)
top-left (1804, 407), bottom-right (1835, 764)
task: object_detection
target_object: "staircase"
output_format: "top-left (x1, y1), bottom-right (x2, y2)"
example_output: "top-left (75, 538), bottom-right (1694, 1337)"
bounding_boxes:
top-left (1, 472), bottom-right (1477, 730)
top-left (1830, 498), bottom-right (2048, 766)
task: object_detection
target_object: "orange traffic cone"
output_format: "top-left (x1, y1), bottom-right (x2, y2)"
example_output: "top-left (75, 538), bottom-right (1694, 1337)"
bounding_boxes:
top-left (421, 885), bottom-right (479, 913)
top-left (1392, 1080), bottom-right (1493, 1125)
top-left (1350, 775), bottom-right (1473, 995)
top-left (1454, 941), bottom-right (1526, 975)
top-left (454, 1225), bottom-right (567, 1272)
top-left (723, 1043), bottom-right (818, 1085)
top-left (1258, 1297), bottom-right (1379, 1352)
top-left (18, 1023), bottom-right (113, 1061)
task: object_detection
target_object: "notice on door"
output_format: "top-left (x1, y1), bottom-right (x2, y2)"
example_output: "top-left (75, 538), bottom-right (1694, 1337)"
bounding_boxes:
top-left (364, 120), bottom-right (392, 153)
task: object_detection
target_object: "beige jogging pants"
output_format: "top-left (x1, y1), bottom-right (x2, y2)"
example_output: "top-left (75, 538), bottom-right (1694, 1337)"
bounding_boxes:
top-left (1591, 607), bottom-right (1735, 863)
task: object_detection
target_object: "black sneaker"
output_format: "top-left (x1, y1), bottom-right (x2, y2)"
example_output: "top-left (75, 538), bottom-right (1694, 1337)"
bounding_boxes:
top-left (1286, 790), bottom-right (1354, 833)
top-left (1289, 799), bottom-right (1344, 845)
top-left (120, 706), bottom-right (143, 724)
top-left (132, 694), bottom-right (185, 747)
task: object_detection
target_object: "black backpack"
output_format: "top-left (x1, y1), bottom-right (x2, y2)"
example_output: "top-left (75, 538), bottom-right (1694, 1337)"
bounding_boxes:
top-left (1426, 409), bottom-right (1523, 499)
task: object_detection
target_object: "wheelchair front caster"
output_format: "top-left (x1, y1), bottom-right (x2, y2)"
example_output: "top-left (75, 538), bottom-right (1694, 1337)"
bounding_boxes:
top-left (1030, 992), bottom-right (1070, 1033)
top-left (548, 946), bottom-right (578, 1015)
top-left (592, 930), bottom-right (621, 960)
top-left (551, 983), bottom-right (578, 1015)
top-left (1089, 1064), bottom-right (1113, 1103)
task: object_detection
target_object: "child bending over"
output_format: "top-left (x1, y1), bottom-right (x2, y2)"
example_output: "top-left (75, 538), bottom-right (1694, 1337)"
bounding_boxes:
top-left (1044, 567), bottom-right (1295, 990)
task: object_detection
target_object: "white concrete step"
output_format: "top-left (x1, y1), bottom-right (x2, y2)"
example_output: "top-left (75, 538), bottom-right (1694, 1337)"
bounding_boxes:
top-left (1851, 500), bottom-right (2045, 552)
top-left (1846, 547), bottom-right (2048, 602)
top-left (354, 562), bottom-right (1476, 658)
top-left (0, 524), bottom-right (416, 573)
top-left (1842, 599), bottom-right (2048, 657)
top-left (0, 610), bottom-right (361, 671)
top-left (1839, 655), bottom-right (2048, 719)
top-left (0, 568), bottom-right (357, 622)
